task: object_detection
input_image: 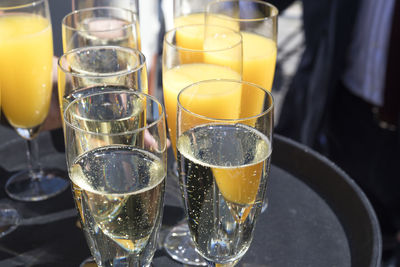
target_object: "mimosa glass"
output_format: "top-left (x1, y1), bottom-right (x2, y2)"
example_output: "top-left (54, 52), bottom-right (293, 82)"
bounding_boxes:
top-left (0, 0), bottom-right (69, 201)
top-left (173, 0), bottom-right (213, 28)
top-left (206, 0), bottom-right (278, 117)
top-left (173, 0), bottom-right (239, 47)
top-left (177, 79), bottom-right (274, 266)
top-left (162, 24), bottom-right (242, 266)
top-left (62, 6), bottom-right (140, 52)
top-left (64, 90), bottom-right (167, 267)
top-left (206, 0), bottom-right (277, 212)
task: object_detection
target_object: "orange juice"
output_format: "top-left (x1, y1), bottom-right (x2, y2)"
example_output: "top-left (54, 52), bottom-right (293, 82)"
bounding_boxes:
top-left (213, 161), bottom-right (264, 205)
top-left (174, 13), bottom-right (205, 51)
top-left (174, 13), bottom-right (240, 64)
top-left (212, 133), bottom-right (270, 222)
top-left (202, 30), bottom-right (242, 74)
top-left (163, 63), bottom-right (241, 156)
top-left (0, 14), bottom-right (53, 128)
top-left (241, 32), bottom-right (276, 117)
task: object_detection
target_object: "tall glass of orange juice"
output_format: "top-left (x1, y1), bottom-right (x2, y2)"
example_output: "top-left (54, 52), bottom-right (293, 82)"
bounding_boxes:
top-left (206, 0), bottom-right (278, 118)
top-left (162, 24), bottom-right (242, 265)
top-left (172, 0), bottom-right (239, 51)
top-left (172, 0), bottom-right (214, 51)
top-left (0, 0), bottom-right (69, 201)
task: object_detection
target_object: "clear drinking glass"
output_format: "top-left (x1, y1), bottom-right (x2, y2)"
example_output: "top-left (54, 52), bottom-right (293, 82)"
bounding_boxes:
top-left (206, 0), bottom-right (278, 113)
top-left (177, 79), bottom-right (274, 266)
top-left (62, 6), bottom-right (141, 52)
top-left (64, 90), bottom-right (167, 267)
top-left (172, 0), bottom-right (239, 46)
top-left (206, 0), bottom-right (277, 212)
top-left (58, 42), bottom-right (146, 267)
top-left (58, 45), bottom-right (148, 117)
top-left (72, 0), bottom-right (139, 14)
top-left (173, 0), bottom-right (213, 28)
top-left (0, 0), bottom-right (69, 201)
top-left (162, 24), bottom-right (242, 266)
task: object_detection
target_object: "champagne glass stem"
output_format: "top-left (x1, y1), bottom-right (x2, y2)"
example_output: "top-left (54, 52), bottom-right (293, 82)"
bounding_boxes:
top-left (5, 136), bottom-right (69, 202)
top-left (128, 257), bottom-right (140, 267)
top-left (111, 256), bottom-right (140, 267)
top-left (25, 138), bottom-right (42, 180)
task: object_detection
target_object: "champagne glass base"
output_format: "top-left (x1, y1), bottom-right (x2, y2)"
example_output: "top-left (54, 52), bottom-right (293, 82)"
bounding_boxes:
top-left (163, 223), bottom-right (207, 266)
top-left (0, 204), bottom-right (21, 238)
top-left (5, 169), bottom-right (69, 202)
top-left (79, 257), bottom-right (97, 267)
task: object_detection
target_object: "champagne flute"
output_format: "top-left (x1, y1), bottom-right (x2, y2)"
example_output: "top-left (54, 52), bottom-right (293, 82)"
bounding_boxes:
top-left (0, 0), bottom-right (69, 201)
top-left (172, 0), bottom-right (238, 39)
top-left (206, 0), bottom-right (277, 211)
top-left (173, 0), bottom-right (213, 28)
top-left (58, 40), bottom-right (147, 267)
top-left (62, 6), bottom-right (140, 52)
top-left (58, 45), bottom-right (148, 116)
top-left (64, 90), bottom-right (167, 267)
top-left (162, 24), bottom-right (242, 266)
top-left (72, 0), bottom-right (139, 14)
top-left (206, 0), bottom-right (278, 116)
top-left (177, 79), bottom-right (274, 266)
top-left (163, 24), bottom-right (242, 159)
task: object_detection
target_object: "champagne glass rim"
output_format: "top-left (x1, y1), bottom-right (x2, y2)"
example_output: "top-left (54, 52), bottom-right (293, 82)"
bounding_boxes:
top-left (164, 24), bottom-right (243, 53)
top-left (58, 45), bottom-right (146, 78)
top-left (206, 0), bottom-right (279, 23)
top-left (177, 79), bottom-right (274, 122)
top-left (62, 6), bottom-right (138, 33)
top-left (0, 0), bottom-right (47, 11)
top-left (64, 90), bottom-right (165, 137)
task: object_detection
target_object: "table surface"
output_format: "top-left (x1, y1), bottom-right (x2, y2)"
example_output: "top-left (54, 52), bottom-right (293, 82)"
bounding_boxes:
top-left (0, 126), bottom-right (381, 267)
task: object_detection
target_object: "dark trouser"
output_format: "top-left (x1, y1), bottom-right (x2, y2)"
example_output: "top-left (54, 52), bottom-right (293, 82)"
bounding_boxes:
top-left (321, 82), bottom-right (400, 238)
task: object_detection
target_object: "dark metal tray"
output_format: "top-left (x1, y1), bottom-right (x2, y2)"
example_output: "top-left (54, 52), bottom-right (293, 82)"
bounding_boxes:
top-left (0, 129), bottom-right (381, 266)
top-left (156, 134), bottom-right (382, 266)
top-left (257, 134), bottom-right (382, 267)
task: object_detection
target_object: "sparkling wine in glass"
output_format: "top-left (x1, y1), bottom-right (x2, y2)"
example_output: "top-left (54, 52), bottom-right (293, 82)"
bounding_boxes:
top-left (58, 45), bottom-right (148, 117)
top-left (64, 90), bottom-right (167, 267)
top-left (162, 24), bottom-right (242, 266)
top-left (0, 0), bottom-right (69, 201)
top-left (58, 43), bottom-right (147, 267)
top-left (62, 6), bottom-right (140, 52)
top-left (177, 79), bottom-right (274, 266)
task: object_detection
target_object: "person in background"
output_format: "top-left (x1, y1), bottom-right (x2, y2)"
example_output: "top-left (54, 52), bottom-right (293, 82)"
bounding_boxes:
top-left (269, 0), bottom-right (400, 265)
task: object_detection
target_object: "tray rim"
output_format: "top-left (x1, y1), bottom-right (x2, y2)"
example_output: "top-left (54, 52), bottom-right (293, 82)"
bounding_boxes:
top-left (271, 134), bottom-right (382, 267)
